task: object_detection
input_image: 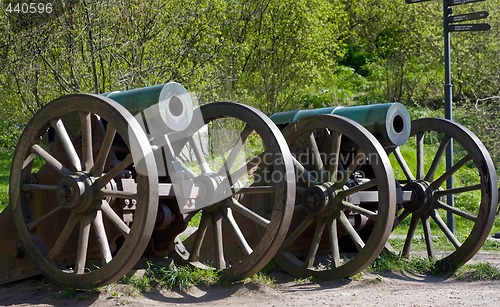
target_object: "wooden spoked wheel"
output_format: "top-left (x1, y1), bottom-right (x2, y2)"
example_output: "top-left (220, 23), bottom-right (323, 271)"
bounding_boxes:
top-left (10, 94), bottom-right (158, 288)
top-left (172, 102), bottom-right (295, 281)
top-left (274, 115), bottom-right (396, 279)
top-left (389, 118), bottom-right (497, 269)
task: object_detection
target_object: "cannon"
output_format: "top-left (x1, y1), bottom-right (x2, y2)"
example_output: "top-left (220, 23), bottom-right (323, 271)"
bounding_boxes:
top-left (0, 82), bottom-right (497, 289)
top-left (264, 103), bottom-right (497, 279)
top-left (0, 83), bottom-right (296, 288)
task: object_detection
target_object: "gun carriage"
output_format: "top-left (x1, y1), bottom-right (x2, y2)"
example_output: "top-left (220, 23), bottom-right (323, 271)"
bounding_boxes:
top-left (0, 83), bottom-right (496, 288)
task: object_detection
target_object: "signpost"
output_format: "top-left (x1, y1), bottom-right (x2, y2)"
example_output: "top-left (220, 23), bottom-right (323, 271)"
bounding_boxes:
top-left (449, 11), bottom-right (489, 23)
top-left (406, 0), bottom-right (491, 233)
top-left (449, 23), bottom-right (491, 31)
top-left (449, 0), bottom-right (485, 6)
top-left (405, 0), bottom-right (433, 3)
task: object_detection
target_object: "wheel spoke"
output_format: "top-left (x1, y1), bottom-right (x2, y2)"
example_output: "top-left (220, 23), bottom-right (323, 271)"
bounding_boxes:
top-left (47, 212), bottom-right (79, 260)
top-left (294, 204), bottom-right (305, 212)
top-left (188, 136), bottom-right (211, 174)
top-left (188, 212), bottom-right (211, 262)
top-left (100, 200), bottom-right (130, 236)
top-left (282, 215), bottom-right (316, 248)
top-left (100, 189), bottom-right (138, 199)
top-left (421, 215), bottom-right (435, 258)
top-left (80, 112), bottom-right (94, 171)
top-left (22, 153), bottom-right (36, 170)
top-left (392, 147), bottom-right (416, 181)
top-left (393, 209), bottom-right (410, 229)
top-left (51, 119), bottom-right (82, 172)
top-left (416, 132), bottom-right (424, 180)
top-left (402, 214), bottom-right (418, 257)
top-left (339, 211), bottom-right (365, 251)
top-left (218, 125), bottom-right (253, 175)
top-left (178, 160), bottom-right (198, 179)
top-left (75, 213), bottom-right (92, 274)
top-left (328, 131), bottom-right (342, 183)
top-left (328, 218), bottom-right (341, 268)
top-left (424, 135), bottom-right (451, 181)
top-left (337, 179), bottom-right (377, 198)
top-left (212, 212), bottom-right (226, 269)
top-left (31, 144), bottom-right (72, 176)
top-left (94, 153), bottom-right (133, 189)
top-left (90, 126), bottom-right (116, 176)
top-left (433, 184), bottom-right (481, 197)
top-left (431, 154), bottom-right (472, 189)
top-left (27, 206), bottom-right (64, 231)
top-left (21, 184), bottom-right (58, 192)
top-left (305, 219), bottom-right (327, 268)
top-left (92, 210), bottom-right (112, 264)
top-left (309, 132), bottom-right (327, 181)
top-left (227, 198), bottom-right (269, 227)
top-left (436, 200), bottom-right (477, 221)
top-left (292, 156), bottom-right (317, 185)
top-left (431, 210), bottom-right (461, 249)
top-left (234, 186), bottom-right (276, 195)
top-left (230, 152), bottom-right (266, 183)
top-left (340, 201), bottom-right (378, 220)
top-left (225, 208), bottom-right (253, 256)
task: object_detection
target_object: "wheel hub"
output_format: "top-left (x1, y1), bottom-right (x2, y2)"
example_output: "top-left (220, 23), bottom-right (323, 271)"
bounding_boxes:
top-left (303, 183), bottom-right (336, 215)
top-left (402, 180), bottom-right (434, 214)
top-left (178, 173), bottom-right (236, 213)
top-left (56, 172), bottom-right (95, 212)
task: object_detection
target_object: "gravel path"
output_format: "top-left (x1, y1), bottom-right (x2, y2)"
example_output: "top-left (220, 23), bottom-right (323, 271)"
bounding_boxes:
top-left (1, 249), bottom-right (499, 306)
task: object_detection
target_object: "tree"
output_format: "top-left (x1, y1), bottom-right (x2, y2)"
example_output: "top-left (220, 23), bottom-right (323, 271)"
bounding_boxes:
top-left (219, 0), bottom-right (349, 114)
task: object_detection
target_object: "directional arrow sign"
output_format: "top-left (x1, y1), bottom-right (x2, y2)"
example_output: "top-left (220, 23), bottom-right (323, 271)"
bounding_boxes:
top-left (449, 23), bottom-right (491, 32)
top-left (406, 0), bottom-right (433, 3)
top-left (450, 11), bottom-right (489, 23)
top-left (449, 0), bottom-right (485, 6)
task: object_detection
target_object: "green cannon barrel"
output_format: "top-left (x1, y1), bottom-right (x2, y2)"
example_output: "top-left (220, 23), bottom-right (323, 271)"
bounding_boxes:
top-left (270, 103), bottom-right (411, 147)
top-left (101, 83), bottom-right (168, 115)
top-left (102, 82), bottom-right (194, 132)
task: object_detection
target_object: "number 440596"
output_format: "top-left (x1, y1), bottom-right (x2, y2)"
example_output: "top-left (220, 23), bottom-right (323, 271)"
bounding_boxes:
top-left (5, 2), bottom-right (53, 14)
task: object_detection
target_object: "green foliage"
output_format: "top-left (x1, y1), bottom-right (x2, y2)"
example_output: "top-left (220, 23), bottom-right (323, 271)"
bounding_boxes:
top-left (300, 65), bottom-right (371, 108)
top-left (453, 101), bottom-right (500, 174)
top-left (243, 272), bottom-right (276, 288)
top-left (369, 252), bottom-right (500, 280)
top-left (140, 263), bottom-right (220, 292)
top-left (454, 263), bottom-right (500, 281)
top-left (120, 272), bottom-right (151, 293)
top-left (1, 0), bottom-right (499, 131)
top-left (368, 250), bottom-right (436, 276)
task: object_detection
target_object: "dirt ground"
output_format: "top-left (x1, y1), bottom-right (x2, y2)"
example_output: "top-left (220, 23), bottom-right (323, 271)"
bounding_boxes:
top-left (1, 249), bottom-right (499, 306)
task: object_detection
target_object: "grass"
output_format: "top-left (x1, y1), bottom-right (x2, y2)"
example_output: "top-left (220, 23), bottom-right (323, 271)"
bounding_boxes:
top-left (120, 262), bottom-right (221, 292)
top-left (243, 272), bottom-right (276, 287)
top-left (368, 250), bottom-right (500, 281)
top-left (454, 263), bottom-right (500, 281)
top-left (367, 250), bottom-right (437, 276)
top-left (118, 261), bottom-right (282, 295)
top-left (116, 252), bottom-right (500, 298)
